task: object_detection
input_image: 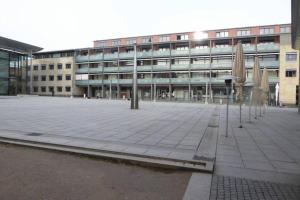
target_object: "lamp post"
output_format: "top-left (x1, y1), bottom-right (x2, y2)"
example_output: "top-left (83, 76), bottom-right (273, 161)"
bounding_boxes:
top-left (131, 43), bottom-right (138, 109)
top-left (225, 79), bottom-right (232, 137)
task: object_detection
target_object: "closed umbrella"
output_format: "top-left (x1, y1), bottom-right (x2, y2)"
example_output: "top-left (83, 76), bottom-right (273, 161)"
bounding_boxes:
top-left (261, 68), bottom-right (269, 113)
top-left (252, 56), bottom-right (261, 119)
top-left (233, 41), bottom-right (246, 128)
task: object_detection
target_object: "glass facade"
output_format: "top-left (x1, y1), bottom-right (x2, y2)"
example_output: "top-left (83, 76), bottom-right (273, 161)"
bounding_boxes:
top-left (0, 50), bottom-right (28, 95)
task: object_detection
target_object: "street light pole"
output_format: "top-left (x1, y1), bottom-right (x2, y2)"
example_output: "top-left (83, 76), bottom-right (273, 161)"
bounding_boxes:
top-left (131, 43), bottom-right (138, 109)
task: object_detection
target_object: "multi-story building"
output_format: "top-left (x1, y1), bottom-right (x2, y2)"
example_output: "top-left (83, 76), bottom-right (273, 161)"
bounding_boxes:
top-left (0, 36), bottom-right (42, 95)
top-left (75, 24), bottom-right (285, 102)
top-left (30, 24), bottom-right (299, 105)
top-left (32, 50), bottom-right (83, 96)
top-left (279, 33), bottom-right (299, 105)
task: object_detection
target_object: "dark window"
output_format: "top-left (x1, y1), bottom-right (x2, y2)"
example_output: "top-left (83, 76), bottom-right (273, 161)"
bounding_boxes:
top-left (33, 76), bottom-right (39, 81)
top-left (41, 65), bottom-right (46, 70)
top-left (57, 63), bottom-right (63, 69)
top-left (66, 64), bottom-right (71, 69)
top-left (65, 86), bottom-right (71, 92)
top-left (286, 52), bottom-right (297, 61)
top-left (49, 75), bottom-right (54, 81)
top-left (49, 64), bottom-right (54, 70)
top-left (41, 86), bottom-right (46, 92)
top-left (57, 86), bottom-right (62, 92)
top-left (57, 75), bottom-right (62, 81)
top-left (286, 69), bottom-right (297, 77)
top-left (33, 65), bottom-right (39, 70)
top-left (33, 87), bottom-right (38, 92)
top-left (41, 76), bottom-right (46, 81)
top-left (49, 86), bottom-right (54, 92)
top-left (65, 74), bottom-right (71, 80)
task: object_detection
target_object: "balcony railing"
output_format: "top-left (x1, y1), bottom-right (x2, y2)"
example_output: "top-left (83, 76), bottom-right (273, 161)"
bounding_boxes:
top-left (211, 47), bottom-right (233, 54)
top-left (89, 54), bottom-right (103, 61)
top-left (170, 64), bottom-right (189, 70)
top-left (190, 63), bottom-right (210, 70)
top-left (103, 67), bottom-right (119, 72)
top-left (152, 65), bottom-right (170, 71)
top-left (119, 52), bottom-right (134, 59)
top-left (211, 62), bottom-right (232, 68)
top-left (257, 44), bottom-right (280, 52)
top-left (153, 50), bottom-right (170, 57)
top-left (76, 68), bottom-right (89, 74)
top-left (89, 67), bottom-right (103, 73)
top-left (103, 53), bottom-right (118, 60)
top-left (118, 66), bottom-right (133, 72)
top-left (138, 65), bottom-right (152, 72)
top-left (190, 48), bottom-right (210, 55)
top-left (76, 55), bottom-right (89, 63)
top-left (170, 78), bottom-right (190, 84)
top-left (171, 50), bottom-right (189, 56)
top-left (137, 51), bottom-right (152, 58)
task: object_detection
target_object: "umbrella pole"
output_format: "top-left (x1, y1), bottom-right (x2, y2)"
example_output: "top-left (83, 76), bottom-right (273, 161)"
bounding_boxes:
top-left (239, 86), bottom-right (242, 128)
top-left (248, 91), bottom-right (252, 123)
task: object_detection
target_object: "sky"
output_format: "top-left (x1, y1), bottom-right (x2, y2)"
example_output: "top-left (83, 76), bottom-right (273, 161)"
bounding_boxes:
top-left (0, 0), bottom-right (291, 51)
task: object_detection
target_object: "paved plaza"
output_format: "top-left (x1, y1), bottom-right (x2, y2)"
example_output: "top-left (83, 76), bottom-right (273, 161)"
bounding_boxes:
top-left (0, 96), bottom-right (300, 199)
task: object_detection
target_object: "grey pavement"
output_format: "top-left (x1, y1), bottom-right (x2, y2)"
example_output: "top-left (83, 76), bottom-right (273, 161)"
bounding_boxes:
top-left (1, 96), bottom-right (300, 199)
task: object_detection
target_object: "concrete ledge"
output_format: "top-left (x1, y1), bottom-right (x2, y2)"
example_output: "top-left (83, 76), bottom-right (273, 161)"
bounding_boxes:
top-left (183, 172), bottom-right (212, 200)
top-left (0, 136), bottom-right (214, 172)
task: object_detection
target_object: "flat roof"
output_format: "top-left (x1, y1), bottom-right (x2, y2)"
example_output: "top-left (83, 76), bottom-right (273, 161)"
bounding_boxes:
top-left (0, 36), bottom-right (42, 54)
top-left (292, 0), bottom-right (300, 49)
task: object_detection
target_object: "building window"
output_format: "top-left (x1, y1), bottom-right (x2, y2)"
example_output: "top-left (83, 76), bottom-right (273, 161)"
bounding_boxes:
top-left (57, 63), bottom-right (62, 70)
top-left (177, 34), bottom-right (189, 40)
top-left (65, 74), bottom-right (71, 80)
top-left (127, 38), bottom-right (136, 45)
top-left (112, 40), bottom-right (120, 46)
top-left (41, 76), bottom-right (46, 81)
top-left (286, 52), bottom-right (297, 61)
top-left (280, 26), bottom-right (291, 33)
top-left (41, 65), bottom-right (46, 70)
top-left (41, 86), bottom-right (46, 92)
top-left (57, 86), bottom-right (62, 92)
top-left (49, 86), bottom-right (54, 92)
top-left (286, 69), bottom-right (297, 77)
top-left (159, 35), bottom-right (170, 42)
top-left (142, 37), bottom-right (151, 43)
top-left (216, 31), bottom-right (228, 38)
top-left (33, 65), bottom-right (39, 70)
top-left (49, 64), bottom-right (54, 70)
top-left (57, 75), bottom-right (62, 81)
top-left (49, 75), bottom-right (54, 81)
top-left (260, 27), bottom-right (274, 35)
top-left (33, 87), bottom-right (38, 93)
top-left (237, 29), bottom-right (250, 36)
top-left (66, 64), bottom-right (71, 69)
top-left (33, 76), bottom-right (39, 81)
top-left (65, 86), bottom-right (71, 92)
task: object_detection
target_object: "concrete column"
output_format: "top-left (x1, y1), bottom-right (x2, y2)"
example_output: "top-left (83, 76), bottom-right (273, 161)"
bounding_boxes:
top-left (29, 51), bottom-right (33, 94)
top-left (131, 43), bottom-right (138, 109)
top-left (169, 84), bottom-right (172, 101)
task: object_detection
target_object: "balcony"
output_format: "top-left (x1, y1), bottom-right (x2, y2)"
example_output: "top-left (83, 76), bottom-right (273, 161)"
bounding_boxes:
top-left (118, 79), bottom-right (132, 84)
top-left (89, 67), bottom-right (103, 73)
top-left (171, 50), bottom-right (189, 56)
top-left (170, 64), bottom-right (189, 70)
top-left (152, 65), bottom-right (170, 71)
top-left (138, 79), bottom-right (152, 84)
top-left (153, 50), bottom-right (170, 57)
top-left (190, 48), bottom-right (210, 55)
top-left (138, 65), bottom-right (152, 72)
top-left (103, 53), bottom-right (118, 60)
top-left (137, 51), bottom-right (152, 58)
top-left (190, 77), bottom-right (210, 84)
top-left (76, 55), bottom-right (89, 63)
top-left (170, 78), bottom-right (190, 84)
top-left (153, 78), bottom-right (170, 84)
top-left (211, 62), bottom-right (232, 69)
top-left (75, 80), bottom-right (89, 85)
top-left (243, 45), bottom-right (256, 53)
top-left (260, 60), bottom-right (279, 68)
top-left (119, 52), bottom-right (134, 59)
top-left (190, 63), bottom-right (210, 70)
top-left (103, 79), bottom-right (119, 84)
top-left (89, 54), bottom-right (103, 62)
top-left (211, 47), bottom-right (233, 54)
top-left (76, 68), bottom-right (89, 74)
top-left (257, 43), bottom-right (280, 52)
top-left (103, 67), bottom-right (119, 73)
top-left (119, 66), bottom-right (133, 72)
